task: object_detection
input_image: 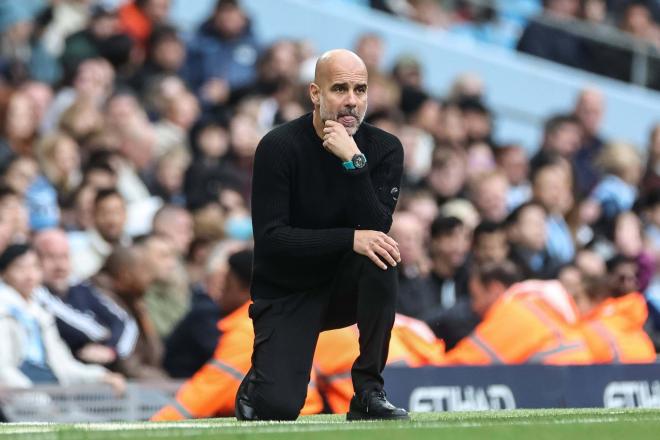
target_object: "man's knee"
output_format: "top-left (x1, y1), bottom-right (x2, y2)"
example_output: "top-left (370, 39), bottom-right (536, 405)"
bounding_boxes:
top-left (354, 254), bottom-right (398, 299)
top-left (252, 384), bottom-right (306, 421)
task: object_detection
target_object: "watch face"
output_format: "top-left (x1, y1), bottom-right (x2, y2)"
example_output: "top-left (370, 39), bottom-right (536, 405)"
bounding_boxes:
top-left (353, 154), bottom-right (366, 169)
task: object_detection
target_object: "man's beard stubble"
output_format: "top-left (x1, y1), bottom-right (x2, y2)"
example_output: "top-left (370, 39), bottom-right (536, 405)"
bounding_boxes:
top-left (319, 101), bottom-right (367, 136)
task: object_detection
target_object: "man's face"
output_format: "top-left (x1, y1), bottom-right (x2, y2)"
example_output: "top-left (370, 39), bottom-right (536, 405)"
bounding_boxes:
top-left (610, 262), bottom-right (638, 296)
top-left (432, 226), bottom-right (470, 269)
top-left (546, 122), bottom-right (582, 157)
top-left (312, 57), bottom-right (368, 136)
top-left (94, 195), bottom-right (126, 243)
top-left (144, 237), bottom-right (178, 283)
top-left (514, 205), bottom-right (547, 251)
top-left (474, 231), bottom-right (509, 265)
top-left (473, 176), bottom-right (508, 223)
top-left (37, 238), bottom-right (71, 292)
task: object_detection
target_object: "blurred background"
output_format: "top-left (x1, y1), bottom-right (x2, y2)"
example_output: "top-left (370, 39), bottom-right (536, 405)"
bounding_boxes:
top-left (0, 0), bottom-right (659, 423)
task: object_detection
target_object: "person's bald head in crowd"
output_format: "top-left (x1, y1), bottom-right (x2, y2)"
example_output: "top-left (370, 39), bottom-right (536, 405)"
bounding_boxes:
top-left (574, 88), bottom-right (604, 138)
top-left (310, 49), bottom-right (368, 137)
top-left (33, 228), bottom-right (71, 294)
top-left (101, 245), bottom-right (153, 300)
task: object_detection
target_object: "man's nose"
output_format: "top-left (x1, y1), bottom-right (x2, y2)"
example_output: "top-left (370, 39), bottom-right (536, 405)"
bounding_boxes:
top-left (345, 90), bottom-right (357, 106)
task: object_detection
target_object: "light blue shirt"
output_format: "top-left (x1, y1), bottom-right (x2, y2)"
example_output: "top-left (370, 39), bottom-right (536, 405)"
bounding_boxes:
top-left (545, 214), bottom-right (574, 264)
top-left (9, 305), bottom-right (47, 366)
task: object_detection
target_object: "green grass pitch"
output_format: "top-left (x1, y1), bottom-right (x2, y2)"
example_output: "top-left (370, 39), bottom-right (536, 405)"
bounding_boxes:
top-left (2, 409), bottom-right (660, 440)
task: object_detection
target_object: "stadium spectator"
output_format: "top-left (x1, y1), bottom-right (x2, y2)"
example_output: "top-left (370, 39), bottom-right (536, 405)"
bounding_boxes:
top-left (532, 162), bottom-right (576, 264)
top-left (139, 233), bottom-right (190, 339)
top-left (130, 25), bottom-right (186, 95)
top-left (151, 249), bottom-right (323, 420)
top-left (118, 0), bottom-right (172, 50)
top-left (390, 211), bottom-right (434, 319)
top-left (468, 170), bottom-right (509, 223)
top-left (183, 0), bottom-right (260, 97)
top-left (1, 90), bottom-right (40, 156)
top-left (458, 98), bottom-right (493, 144)
top-left (428, 216), bottom-right (471, 312)
top-left (35, 131), bottom-right (82, 200)
top-left (163, 241), bottom-right (246, 378)
top-left (424, 216), bottom-right (480, 349)
top-left (60, 6), bottom-right (133, 82)
top-left (506, 201), bottom-right (562, 279)
top-left (0, 3), bottom-right (59, 85)
top-left (573, 88), bottom-right (606, 196)
top-left (589, 141), bottom-right (642, 226)
top-left (465, 142), bottom-right (497, 181)
top-left (68, 188), bottom-right (129, 281)
top-left (0, 186), bottom-right (29, 246)
top-left (531, 114), bottom-right (583, 169)
top-left (91, 245), bottom-right (166, 380)
top-left (425, 147), bottom-right (467, 204)
top-left (446, 261), bottom-right (593, 365)
top-left (578, 257), bottom-right (656, 363)
top-left (495, 144), bottom-right (532, 210)
top-left (354, 33), bottom-right (385, 74)
top-left (33, 228), bottom-right (139, 367)
top-left (472, 220), bottom-right (509, 267)
top-left (0, 244), bottom-right (125, 392)
top-left (517, 0), bottom-right (587, 69)
top-left (642, 124), bottom-right (660, 195)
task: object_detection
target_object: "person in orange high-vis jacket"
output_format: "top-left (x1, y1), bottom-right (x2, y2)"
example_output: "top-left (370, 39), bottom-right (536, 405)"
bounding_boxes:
top-left (576, 256), bottom-right (656, 364)
top-left (314, 314), bottom-right (446, 414)
top-left (151, 249), bottom-right (323, 421)
top-left (446, 261), bottom-right (593, 366)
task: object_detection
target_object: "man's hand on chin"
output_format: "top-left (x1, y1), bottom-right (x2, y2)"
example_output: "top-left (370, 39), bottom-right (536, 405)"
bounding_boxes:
top-left (322, 120), bottom-right (361, 162)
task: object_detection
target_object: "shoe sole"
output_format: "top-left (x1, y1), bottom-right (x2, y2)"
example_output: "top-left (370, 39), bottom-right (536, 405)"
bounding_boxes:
top-left (346, 412), bottom-right (410, 422)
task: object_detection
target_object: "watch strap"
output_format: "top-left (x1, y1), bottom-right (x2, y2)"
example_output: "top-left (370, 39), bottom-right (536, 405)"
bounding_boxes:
top-left (342, 159), bottom-right (356, 170)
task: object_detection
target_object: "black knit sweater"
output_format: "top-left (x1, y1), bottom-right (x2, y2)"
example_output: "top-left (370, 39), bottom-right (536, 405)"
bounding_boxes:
top-left (250, 113), bottom-right (404, 298)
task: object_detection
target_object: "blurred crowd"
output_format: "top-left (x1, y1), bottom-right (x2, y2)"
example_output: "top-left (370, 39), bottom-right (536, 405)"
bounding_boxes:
top-left (363, 0), bottom-right (660, 88)
top-left (0, 0), bottom-right (659, 419)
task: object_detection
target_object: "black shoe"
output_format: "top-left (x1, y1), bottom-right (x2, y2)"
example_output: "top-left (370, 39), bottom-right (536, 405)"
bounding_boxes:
top-left (235, 369), bottom-right (259, 421)
top-left (346, 390), bottom-right (410, 421)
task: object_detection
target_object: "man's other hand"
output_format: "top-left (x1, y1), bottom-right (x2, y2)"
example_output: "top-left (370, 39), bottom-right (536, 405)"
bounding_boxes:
top-left (353, 230), bottom-right (401, 270)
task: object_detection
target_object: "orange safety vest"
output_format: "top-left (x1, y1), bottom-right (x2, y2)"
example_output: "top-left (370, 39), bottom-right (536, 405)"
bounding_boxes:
top-left (580, 292), bottom-right (656, 364)
top-left (314, 314), bottom-right (446, 414)
top-left (118, 2), bottom-right (152, 47)
top-left (151, 302), bottom-right (323, 421)
top-left (446, 281), bottom-right (593, 366)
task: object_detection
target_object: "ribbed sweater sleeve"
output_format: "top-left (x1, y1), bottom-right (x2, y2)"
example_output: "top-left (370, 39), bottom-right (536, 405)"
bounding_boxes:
top-left (343, 133), bottom-right (404, 232)
top-left (251, 130), bottom-right (355, 258)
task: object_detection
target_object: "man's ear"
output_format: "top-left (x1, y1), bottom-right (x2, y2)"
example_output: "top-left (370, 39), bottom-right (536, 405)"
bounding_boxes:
top-left (309, 82), bottom-right (320, 106)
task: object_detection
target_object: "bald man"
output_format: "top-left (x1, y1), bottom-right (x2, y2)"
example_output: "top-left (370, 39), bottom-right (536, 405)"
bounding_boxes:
top-left (33, 228), bottom-right (138, 366)
top-left (236, 49), bottom-right (407, 421)
top-left (573, 87), bottom-right (606, 195)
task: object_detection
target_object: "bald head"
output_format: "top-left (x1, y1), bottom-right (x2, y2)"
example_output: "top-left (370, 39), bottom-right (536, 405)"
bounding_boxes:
top-left (311, 49), bottom-right (369, 136)
top-left (575, 87), bottom-right (604, 136)
top-left (314, 49), bottom-right (367, 84)
top-left (34, 228), bottom-right (69, 253)
top-left (34, 228), bottom-right (70, 293)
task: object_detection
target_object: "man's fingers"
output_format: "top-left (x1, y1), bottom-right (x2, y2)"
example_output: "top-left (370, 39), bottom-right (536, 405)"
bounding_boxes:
top-left (380, 235), bottom-right (401, 262)
top-left (373, 243), bottom-right (397, 267)
top-left (381, 234), bottom-right (399, 249)
top-left (367, 250), bottom-right (388, 270)
top-left (378, 239), bottom-right (400, 263)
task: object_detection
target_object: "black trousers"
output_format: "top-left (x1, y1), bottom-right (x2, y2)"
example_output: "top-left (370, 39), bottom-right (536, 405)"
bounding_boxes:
top-left (245, 252), bottom-right (398, 420)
